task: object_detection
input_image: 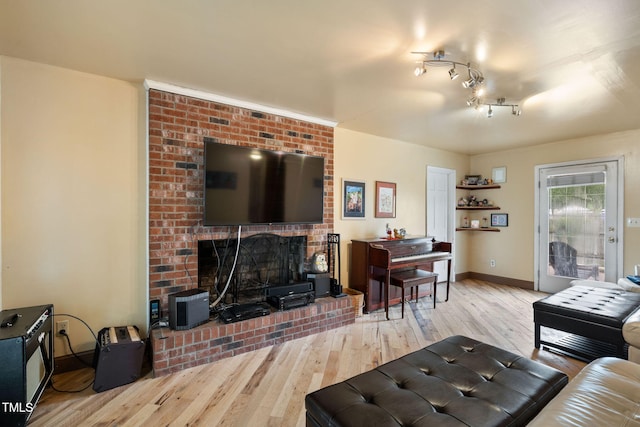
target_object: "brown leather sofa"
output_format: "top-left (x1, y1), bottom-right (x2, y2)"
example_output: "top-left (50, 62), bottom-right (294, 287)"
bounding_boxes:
top-left (528, 357), bottom-right (640, 426)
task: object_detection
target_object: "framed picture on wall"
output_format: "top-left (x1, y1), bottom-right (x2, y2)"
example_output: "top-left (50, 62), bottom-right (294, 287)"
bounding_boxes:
top-left (491, 213), bottom-right (509, 227)
top-left (342, 179), bottom-right (366, 219)
top-left (492, 167), bottom-right (507, 183)
top-left (375, 181), bottom-right (396, 218)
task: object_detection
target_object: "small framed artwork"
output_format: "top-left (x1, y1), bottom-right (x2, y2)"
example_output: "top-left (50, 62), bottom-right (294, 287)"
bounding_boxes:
top-left (491, 213), bottom-right (509, 227)
top-left (375, 181), bottom-right (396, 218)
top-left (465, 175), bottom-right (482, 185)
top-left (342, 179), bottom-right (365, 219)
top-left (492, 167), bottom-right (507, 183)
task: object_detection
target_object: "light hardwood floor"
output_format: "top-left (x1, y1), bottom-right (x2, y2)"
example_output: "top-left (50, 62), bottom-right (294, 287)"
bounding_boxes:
top-left (29, 279), bottom-right (585, 426)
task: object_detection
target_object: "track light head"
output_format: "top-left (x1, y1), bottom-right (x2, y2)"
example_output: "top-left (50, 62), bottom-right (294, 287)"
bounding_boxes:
top-left (414, 65), bottom-right (427, 77)
top-left (487, 106), bottom-right (493, 118)
top-left (448, 66), bottom-right (459, 80)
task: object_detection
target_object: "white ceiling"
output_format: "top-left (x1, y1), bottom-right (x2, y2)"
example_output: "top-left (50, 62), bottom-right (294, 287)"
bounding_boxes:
top-left (2, 0), bottom-right (640, 155)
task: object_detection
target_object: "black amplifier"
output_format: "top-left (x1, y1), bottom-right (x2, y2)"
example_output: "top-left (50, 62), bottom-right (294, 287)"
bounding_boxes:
top-left (218, 303), bottom-right (271, 324)
top-left (93, 326), bottom-right (145, 392)
top-left (267, 291), bottom-right (315, 311)
top-left (266, 282), bottom-right (313, 298)
top-left (0, 304), bottom-right (53, 427)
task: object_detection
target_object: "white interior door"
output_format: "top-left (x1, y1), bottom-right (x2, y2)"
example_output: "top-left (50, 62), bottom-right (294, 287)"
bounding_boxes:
top-left (536, 159), bottom-right (622, 293)
top-left (427, 166), bottom-right (455, 282)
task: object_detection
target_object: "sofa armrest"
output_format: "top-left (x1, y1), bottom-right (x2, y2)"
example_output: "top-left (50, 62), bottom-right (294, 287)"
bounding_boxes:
top-left (528, 358), bottom-right (640, 426)
top-left (619, 277), bottom-right (640, 292)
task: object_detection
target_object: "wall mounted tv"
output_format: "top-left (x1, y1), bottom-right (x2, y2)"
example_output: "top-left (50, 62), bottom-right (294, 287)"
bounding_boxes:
top-left (204, 142), bottom-right (325, 226)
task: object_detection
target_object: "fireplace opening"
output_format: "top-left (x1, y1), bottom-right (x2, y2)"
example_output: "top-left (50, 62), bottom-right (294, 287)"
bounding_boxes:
top-left (198, 233), bottom-right (307, 306)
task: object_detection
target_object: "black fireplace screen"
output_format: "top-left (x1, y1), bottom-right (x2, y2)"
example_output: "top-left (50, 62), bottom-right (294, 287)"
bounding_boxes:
top-left (198, 233), bottom-right (307, 305)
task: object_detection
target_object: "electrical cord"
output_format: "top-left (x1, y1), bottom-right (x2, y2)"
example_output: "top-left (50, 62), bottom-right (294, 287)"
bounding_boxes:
top-left (60, 331), bottom-right (93, 368)
top-left (214, 227), bottom-right (234, 297)
top-left (211, 225), bottom-right (242, 308)
top-left (50, 331), bottom-right (95, 393)
top-left (50, 313), bottom-right (98, 393)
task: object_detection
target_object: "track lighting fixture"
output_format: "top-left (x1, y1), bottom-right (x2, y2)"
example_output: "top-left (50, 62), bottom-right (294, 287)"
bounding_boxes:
top-left (413, 50), bottom-right (483, 90)
top-left (412, 50), bottom-right (521, 118)
top-left (481, 98), bottom-right (521, 118)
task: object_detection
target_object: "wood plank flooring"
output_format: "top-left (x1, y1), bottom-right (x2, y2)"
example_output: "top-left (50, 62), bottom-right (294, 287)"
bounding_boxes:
top-left (29, 279), bottom-right (586, 426)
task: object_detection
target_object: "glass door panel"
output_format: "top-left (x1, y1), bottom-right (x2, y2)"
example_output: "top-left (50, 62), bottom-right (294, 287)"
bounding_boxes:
top-left (538, 161), bottom-right (619, 293)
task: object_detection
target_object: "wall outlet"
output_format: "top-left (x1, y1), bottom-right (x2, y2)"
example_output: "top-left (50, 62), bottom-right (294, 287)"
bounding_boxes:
top-left (627, 218), bottom-right (640, 228)
top-left (56, 320), bottom-right (69, 335)
top-left (490, 259), bottom-right (496, 268)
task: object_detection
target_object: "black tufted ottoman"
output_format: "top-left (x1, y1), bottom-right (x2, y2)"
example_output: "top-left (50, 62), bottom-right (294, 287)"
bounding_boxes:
top-left (305, 335), bottom-right (568, 427)
top-left (534, 285), bottom-right (640, 361)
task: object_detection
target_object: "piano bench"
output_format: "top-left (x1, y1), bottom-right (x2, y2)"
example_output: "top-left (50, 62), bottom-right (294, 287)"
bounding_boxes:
top-left (388, 269), bottom-right (438, 319)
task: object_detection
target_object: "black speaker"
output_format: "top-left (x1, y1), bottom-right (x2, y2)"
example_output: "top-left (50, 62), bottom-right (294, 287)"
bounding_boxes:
top-left (306, 273), bottom-right (330, 298)
top-left (168, 289), bottom-right (210, 330)
top-left (93, 326), bottom-right (145, 392)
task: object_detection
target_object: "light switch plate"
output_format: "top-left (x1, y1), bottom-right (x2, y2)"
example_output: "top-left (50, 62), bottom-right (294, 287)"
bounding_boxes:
top-left (627, 218), bottom-right (640, 227)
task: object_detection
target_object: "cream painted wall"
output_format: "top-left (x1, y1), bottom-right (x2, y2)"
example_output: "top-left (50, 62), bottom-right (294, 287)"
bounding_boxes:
top-left (0, 57), bottom-right (146, 356)
top-left (469, 130), bottom-right (640, 284)
top-left (333, 128), bottom-right (470, 287)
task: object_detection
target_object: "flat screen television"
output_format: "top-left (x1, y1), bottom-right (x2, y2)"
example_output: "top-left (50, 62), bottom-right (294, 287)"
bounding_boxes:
top-left (204, 142), bottom-right (325, 226)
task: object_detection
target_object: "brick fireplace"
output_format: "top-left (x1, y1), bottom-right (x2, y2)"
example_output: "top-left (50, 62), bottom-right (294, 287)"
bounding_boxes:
top-left (147, 88), bottom-right (354, 376)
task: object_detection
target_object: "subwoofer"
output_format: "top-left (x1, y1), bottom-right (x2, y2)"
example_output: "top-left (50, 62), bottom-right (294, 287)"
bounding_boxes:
top-left (306, 273), bottom-right (330, 298)
top-left (168, 289), bottom-right (210, 330)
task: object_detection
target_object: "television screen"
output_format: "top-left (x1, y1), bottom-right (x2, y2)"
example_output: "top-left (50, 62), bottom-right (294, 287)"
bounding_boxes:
top-left (204, 142), bottom-right (324, 226)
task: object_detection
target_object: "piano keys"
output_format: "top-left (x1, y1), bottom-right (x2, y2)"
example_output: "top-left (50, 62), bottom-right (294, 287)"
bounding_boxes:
top-left (350, 236), bottom-right (452, 312)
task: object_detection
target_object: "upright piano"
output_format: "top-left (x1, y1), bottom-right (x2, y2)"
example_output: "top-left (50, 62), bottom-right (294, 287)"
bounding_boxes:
top-left (350, 236), bottom-right (452, 312)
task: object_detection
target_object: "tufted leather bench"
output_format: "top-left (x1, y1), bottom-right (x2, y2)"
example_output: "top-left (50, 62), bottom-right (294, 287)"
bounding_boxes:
top-left (305, 335), bottom-right (568, 426)
top-left (534, 285), bottom-right (640, 361)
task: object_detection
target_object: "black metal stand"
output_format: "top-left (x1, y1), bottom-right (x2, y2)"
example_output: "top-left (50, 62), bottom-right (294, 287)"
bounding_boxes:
top-left (327, 233), bottom-right (346, 297)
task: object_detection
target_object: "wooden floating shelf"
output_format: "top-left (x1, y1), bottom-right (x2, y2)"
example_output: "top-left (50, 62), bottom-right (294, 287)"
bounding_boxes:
top-left (456, 227), bottom-right (501, 232)
top-left (456, 206), bottom-right (501, 210)
top-left (456, 184), bottom-right (501, 190)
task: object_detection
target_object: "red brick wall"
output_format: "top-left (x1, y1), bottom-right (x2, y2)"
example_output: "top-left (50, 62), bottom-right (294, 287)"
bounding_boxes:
top-left (148, 89), bottom-right (335, 310)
